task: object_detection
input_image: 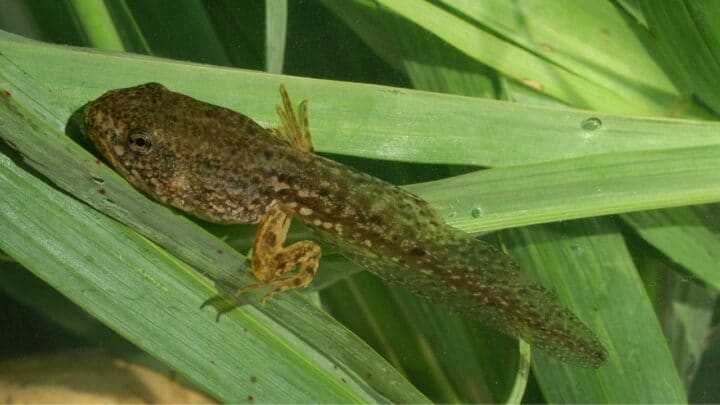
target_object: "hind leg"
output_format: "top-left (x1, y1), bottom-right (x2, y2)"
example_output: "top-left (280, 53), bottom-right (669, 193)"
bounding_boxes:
top-left (257, 240), bottom-right (321, 303)
top-left (235, 200), bottom-right (321, 303)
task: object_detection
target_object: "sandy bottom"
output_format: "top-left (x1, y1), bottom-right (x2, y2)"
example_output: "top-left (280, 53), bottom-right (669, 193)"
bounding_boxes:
top-left (0, 347), bottom-right (215, 403)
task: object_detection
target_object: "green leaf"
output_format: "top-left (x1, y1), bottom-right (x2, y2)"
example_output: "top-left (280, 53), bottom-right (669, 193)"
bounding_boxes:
top-left (319, 0), bottom-right (499, 99)
top-left (437, 0), bottom-right (685, 112)
top-left (3, 30), bottom-right (720, 169)
top-left (344, 0), bottom-right (692, 116)
top-left (265, 0), bottom-right (287, 73)
top-left (638, 1), bottom-right (720, 113)
top-left (408, 146), bottom-right (720, 233)
top-left (323, 271), bottom-right (528, 403)
top-left (68, 0), bottom-right (124, 50)
top-left (623, 208), bottom-right (720, 291)
top-left (504, 219), bottom-right (686, 402)
top-left (630, 232), bottom-right (717, 392)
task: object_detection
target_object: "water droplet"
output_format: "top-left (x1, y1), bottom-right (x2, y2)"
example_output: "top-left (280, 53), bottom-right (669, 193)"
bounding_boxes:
top-left (470, 207), bottom-right (483, 218)
top-left (90, 176), bottom-right (105, 185)
top-left (581, 117), bottom-right (602, 131)
top-left (447, 211), bottom-right (458, 219)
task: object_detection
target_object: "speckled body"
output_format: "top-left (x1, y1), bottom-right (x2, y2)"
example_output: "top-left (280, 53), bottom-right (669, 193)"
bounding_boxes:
top-left (84, 83), bottom-right (607, 367)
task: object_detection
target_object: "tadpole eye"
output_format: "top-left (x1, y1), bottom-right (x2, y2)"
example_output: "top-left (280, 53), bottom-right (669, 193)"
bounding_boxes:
top-left (127, 128), bottom-right (154, 154)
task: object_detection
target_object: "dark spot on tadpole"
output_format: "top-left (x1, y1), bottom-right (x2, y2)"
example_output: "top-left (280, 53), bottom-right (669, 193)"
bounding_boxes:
top-left (210, 359), bottom-right (216, 365)
top-left (366, 373), bottom-right (372, 379)
top-left (341, 377), bottom-right (347, 383)
top-left (264, 232), bottom-right (276, 246)
top-left (410, 247), bottom-right (427, 257)
top-left (98, 188), bottom-right (107, 195)
top-left (216, 249), bottom-right (223, 255)
top-left (250, 376), bottom-right (257, 383)
top-left (247, 395), bottom-right (254, 401)
top-left (242, 327), bottom-right (248, 333)
top-left (95, 158), bottom-right (101, 165)
top-left (2, 89), bottom-right (10, 97)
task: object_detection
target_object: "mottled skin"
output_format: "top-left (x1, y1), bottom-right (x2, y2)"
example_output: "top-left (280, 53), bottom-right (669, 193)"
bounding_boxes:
top-left (84, 83), bottom-right (607, 368)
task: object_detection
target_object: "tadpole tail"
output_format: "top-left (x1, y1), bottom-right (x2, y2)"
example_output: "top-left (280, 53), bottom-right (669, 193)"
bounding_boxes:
top-left (420, 235), bottom-right (608, 368)
top-left (321, 221), bottom-right (607, 367)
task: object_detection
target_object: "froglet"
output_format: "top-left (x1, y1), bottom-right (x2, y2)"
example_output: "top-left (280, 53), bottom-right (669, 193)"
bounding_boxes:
top-left (84, 83), bottom-right (607, 368)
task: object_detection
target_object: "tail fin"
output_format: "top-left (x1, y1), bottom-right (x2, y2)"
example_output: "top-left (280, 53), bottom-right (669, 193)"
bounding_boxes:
top-left (324, 226), bottom-right (607, 367)
top-left (427, 236), bottom-right (608, 368)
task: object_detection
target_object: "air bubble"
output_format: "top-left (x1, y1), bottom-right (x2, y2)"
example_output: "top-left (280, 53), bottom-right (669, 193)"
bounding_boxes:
top-left (581, 117), bottom-right (602, 131)
top-left (470, 207), bottom-right (483, 218)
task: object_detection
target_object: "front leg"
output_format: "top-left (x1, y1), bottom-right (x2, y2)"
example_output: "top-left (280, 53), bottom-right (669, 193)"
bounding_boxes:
top-left (269, 85), bottom-right (313, 153)
top-left (235, 200), bottom-right (321, 303)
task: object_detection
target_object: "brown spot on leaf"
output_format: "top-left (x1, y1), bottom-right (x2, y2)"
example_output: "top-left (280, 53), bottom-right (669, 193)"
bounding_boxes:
top-left (520, 78), bottom-right (544, 91)
top-left (4, 139), bottom-right (18, 149)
